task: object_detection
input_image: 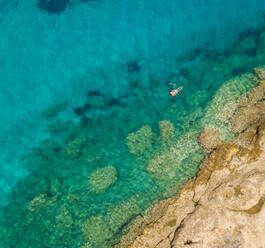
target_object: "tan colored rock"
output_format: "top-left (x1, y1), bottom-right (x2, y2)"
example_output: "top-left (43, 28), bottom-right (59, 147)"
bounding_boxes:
top-left (231, 105), bottom-right (261, 133)
top-left (216, 101), bottom-right (237, 124)
top-left (117, 68), bottom-right (265, 248)
top-left (125, 119), bottom-right (265, 248)
top-left (128, 189), bottom-right (195, 248)
top-left (254, 66), bottom-right (265, 80)
top-left (256, 100), bottom-right (265, 112)
top-left (236, 123), bottom-right (258, 147)
top-left (172, 155), bottom-right (265, 248)
top-left (237, 84), bottom-right (264, 107)
top-left (155, 238), bottom-right (171, 248)
top-left (198, 126), bottom-right (222, 152)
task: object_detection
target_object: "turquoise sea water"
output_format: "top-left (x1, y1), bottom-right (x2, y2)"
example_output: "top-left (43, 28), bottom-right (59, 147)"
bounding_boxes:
top-left (1, 0), bottom-right (265, 247)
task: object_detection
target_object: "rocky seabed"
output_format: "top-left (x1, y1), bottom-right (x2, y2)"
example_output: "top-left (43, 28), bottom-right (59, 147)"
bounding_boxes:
top-left (116, 67), bottom-right (265, 248)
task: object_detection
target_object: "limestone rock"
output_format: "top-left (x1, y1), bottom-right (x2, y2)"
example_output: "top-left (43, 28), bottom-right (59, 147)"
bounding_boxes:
top-left (236, 123), bottom-right (258, 147)
top-left (198, 126), bottom-right (222, 152)
top-left (126, 119), bottom-right (265, 248)
top-left (236, 84), bottom-right (264, 107)
top-left (231, 105), bottom-right (261, 133)
top-left (128, 189), bottom-right (195, 248)
top-left (117, 76), bottom-right (265, 248)
top-left (172, 153), bottom-right (265, 248)
top-left (215, 101), bottom-right (237, 124)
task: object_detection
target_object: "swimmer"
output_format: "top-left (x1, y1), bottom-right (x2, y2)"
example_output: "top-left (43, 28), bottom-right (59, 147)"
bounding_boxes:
top-left (169, 82), bottom-right (183, 96)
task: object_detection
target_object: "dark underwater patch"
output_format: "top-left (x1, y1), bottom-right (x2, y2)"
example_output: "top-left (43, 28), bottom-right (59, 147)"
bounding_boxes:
top-left (81, 116), bottom-right (92, 127)
top-left (176, 47), bottom-right (202, 63)
top-left (127, 60), bottom-right (142, 74)
top-left (73, 103), bottom-right (91, 116)
top-left (246, 48), bottom-right (257, 57)
top-left (73, 106), bottom-right (85, 116)
top-left (239, 29), bottom-right (260, 40)
top-left (232, 67), bottom-right (247, 76)
top-left (37, 0), bottom-right (69, 14)
top-left (87, 90), bottom-right (102, 97)
top-left (106, 97), bottom-right (126, 107)
top-left (80, 0), bottom-right (99, 2)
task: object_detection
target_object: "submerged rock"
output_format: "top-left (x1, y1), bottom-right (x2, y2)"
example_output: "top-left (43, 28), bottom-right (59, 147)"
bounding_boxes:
top-left (86, 95), bottom-right (105, 108)
top-left (122, 118), bottom-right (265, 248)
top-left (28, 194), bottom-right (57, 212)
top-left (127, 60), bottom-right (142, 74)
top-left (254, 66), bottom-right (265, 80)
top-left (235, 36), bottom-right (256, 54)
top-left (198, 126), bottom-right (222, 152)
top-left (126, 125), bottom-right (153, 155)
top-left (200, 70), bottom-right (261, 142)
top-left (146, 130), bottom-right (201, 180)
top-left (81, 215), bottom-right (112, 247)
top-left (231, 104), bottom-right (263, 133)
top-left (88, 166), bottom-right (117, 194)
top-left (61, 136), bottom-right (87, 158)
top-left (37, 0), bottom-right (69, 14)
top-left (159, 120), bottom-right (175, 144)
top-left (106, 196), bottom-right (141, 234)
top-left (236, 84), bottom-right (264, 107)
top-left (116, 72), bottom-right (265, 248)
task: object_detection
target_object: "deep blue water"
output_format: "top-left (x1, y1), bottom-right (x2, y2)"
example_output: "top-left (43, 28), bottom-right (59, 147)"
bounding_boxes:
top-left (0, 0), bottom-right (265, 247)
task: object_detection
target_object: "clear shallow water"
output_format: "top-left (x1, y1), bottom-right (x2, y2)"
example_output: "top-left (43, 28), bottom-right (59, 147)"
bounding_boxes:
top-left (1, 0), bottom-right (265, 247)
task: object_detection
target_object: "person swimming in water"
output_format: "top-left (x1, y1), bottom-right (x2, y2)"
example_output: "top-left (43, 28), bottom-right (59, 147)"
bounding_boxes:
top-left (169, 82), bottom-right (183, 96)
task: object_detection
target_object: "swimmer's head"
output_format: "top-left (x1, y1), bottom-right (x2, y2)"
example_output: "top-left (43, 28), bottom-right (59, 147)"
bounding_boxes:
top-left (170, 90), bottom-right (177, 96)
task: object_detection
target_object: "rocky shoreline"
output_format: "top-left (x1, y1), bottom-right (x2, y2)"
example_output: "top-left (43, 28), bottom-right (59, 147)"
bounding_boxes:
top-left (115, 67), bottom-right (265, 248)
